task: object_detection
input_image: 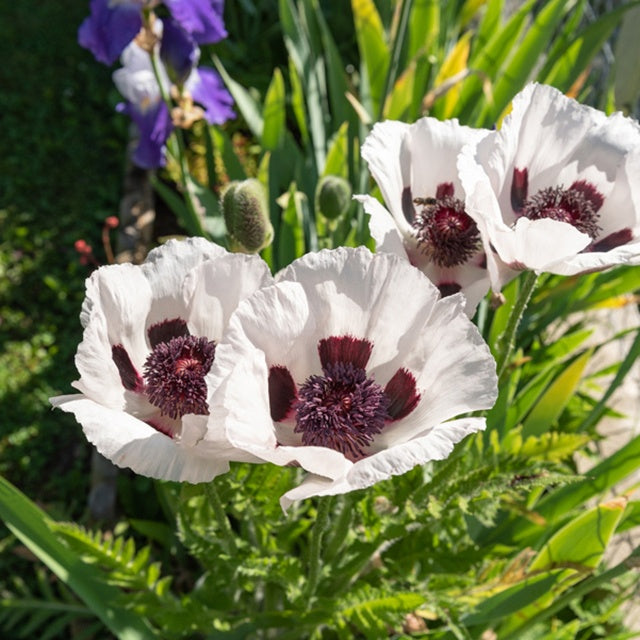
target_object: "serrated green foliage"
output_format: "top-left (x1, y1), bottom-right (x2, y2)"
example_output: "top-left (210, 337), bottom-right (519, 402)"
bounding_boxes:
top-left (0, 566), bottom-right (100, 640)
top-left (53, 522), bottom-right (171, 596)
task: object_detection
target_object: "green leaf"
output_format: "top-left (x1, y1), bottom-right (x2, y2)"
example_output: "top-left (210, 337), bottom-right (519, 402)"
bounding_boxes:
top-left (277, 182), bottom-right (306, 267)
top-left (522, 349), bottom-right (593, 438)
top-left (279, 0), bottom-right (327, 171)
top-left (211, 55), bottom-right (264, 139)
top-left (541, 2), bottom-right (640, 92)
top-left (497, 431), bottom-right (640, 545)
top-left (529, 497), bottom-right (626, 572)
top-left (309, 0), bottom-right (352, 129)
top-left (352, 0), bottom-right (389, 113)
top-left (287, 57), bottom-right (309, 145)
top-left (262, 67), bottom-right (286, 151)
top-left (614, 5), bottom-right (640, 111)
top-left (496, 498), bottom-right (627, 634)
top-left (0, 476), bottom-right (156, 640)
top-left (407, 0), bottom-right (439, 61)
top-left (474, 0), bottom-right (504, 54)
top-left (456, 0), bottom-right (536, 121)
top-left (323, 122), bottom-right (349, 178)
top-left (463, 569), bottom-right (569, 626)
top-left (209, 126), bottom-right (247, 182)
top-left (477, 0), bottom-right (570, 125)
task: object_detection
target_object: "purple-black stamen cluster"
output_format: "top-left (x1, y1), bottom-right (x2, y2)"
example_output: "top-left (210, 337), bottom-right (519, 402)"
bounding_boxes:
top-left (412, 183), bottom-right (481, 268)
top-left (268, 335), bottom-right (421, 461)
top-left (112, 317), bottom-right (216, 421)
top-left (294, 361), bottom-right (390, 461)
top-left (512, 169), bottom-right (604, 240)
top-left (520, 184), bottom-right (602, 239)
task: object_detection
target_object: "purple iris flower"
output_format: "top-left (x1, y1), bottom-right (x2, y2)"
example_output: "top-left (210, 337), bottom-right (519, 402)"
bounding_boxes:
top-left (79, 0), bottom-right (227, 66)
top-left (160, 17), bottom-right (199, 86)
top-left (113, 27), bottom-right (234, 169)
top-left (78, 0), bottom-right (143, 65)
top-left (165, 0), bottom-right (227, 45)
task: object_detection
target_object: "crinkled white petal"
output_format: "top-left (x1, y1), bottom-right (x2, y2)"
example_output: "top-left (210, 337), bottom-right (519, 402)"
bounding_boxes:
top-left (280, 417), bottom-right (486, 510)
top-left (184, 252), bottom-right (274, 341)
top-left (361, 120), bottom-right (412, 230)
top-left (74, 263), bottom-right (152, 407)
top-left (62, 238), bottom-right (265, 480)
top-left (51, 395), bottom-right (227, 482)
top-left (276, 248), bottom-right (448, 383)
top-left (460, 84), bottom-right (640, 283)
top-left (401, 117), bottom-right (489, 204)
top-left (499, 84), bottom-right (609, 201)
top-left (142, 237), bottom-right (226, 328)
top-left (372, 294), bottom-right (496, 447)
top-left (356, 195), bottom-right (410, 258)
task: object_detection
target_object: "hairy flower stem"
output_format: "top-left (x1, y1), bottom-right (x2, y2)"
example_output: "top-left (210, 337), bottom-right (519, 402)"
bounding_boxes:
top-left (204, 481), bottom-right (237, 554)
top-left (323, 494), bottom-right (355, 563)
top-left (305, 496), bottom-right (333, 603)
top-left (149, 50), bottom-right (207, 238)
top-left (495, 271), bottom-right (538, 383)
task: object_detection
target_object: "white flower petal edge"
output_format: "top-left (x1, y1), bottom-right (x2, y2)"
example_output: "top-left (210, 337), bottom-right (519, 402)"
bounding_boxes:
top-left (459, 83), bottom-right (640, 287)
top-left (51, 396), bottom-right (228, 482)
top-left (279, 417), bottom-right (486, 510)
top-left (205, 247), bottom-right (497, 507)
top-left (51, 238), bottom-right (273, 482)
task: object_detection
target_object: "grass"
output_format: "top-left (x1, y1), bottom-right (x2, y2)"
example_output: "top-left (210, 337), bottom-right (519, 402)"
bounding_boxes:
top-left (0, 1), bottom-right (127, 516)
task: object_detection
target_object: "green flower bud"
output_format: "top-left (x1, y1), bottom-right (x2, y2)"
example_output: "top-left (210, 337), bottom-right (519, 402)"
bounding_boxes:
top-left (222, 179), bottom-right (273, 253)
top-left (316, 175), bottom-right (352, 220)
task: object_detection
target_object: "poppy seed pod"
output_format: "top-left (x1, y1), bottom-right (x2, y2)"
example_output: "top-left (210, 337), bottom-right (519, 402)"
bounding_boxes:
top-left (222, 179), bottom-right (274, 253)
top-left (316, 175), bottom-right (352, 220)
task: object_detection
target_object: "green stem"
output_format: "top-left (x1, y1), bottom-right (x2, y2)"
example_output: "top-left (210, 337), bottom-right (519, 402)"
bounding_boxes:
top-left (204, 481), bottom-right (237, 554)
top-left (323, 494), bottom-right (355, 563)
top-left (495, 271), bottom-right (538, 383)
top-left (148, 49), bottom-right (207, 238)
top-left (305, 496), bottom-right (333, 602)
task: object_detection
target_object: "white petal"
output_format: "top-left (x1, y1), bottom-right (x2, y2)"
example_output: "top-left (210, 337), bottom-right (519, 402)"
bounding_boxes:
top-left (546, 242), bottom-right (640, 276)
top-left (74, 263), bottom-right (152, 406)
top-left (280, 417), bottom-right (486, 509)
top-left (492, 217), bottom-right (592, 272)
top-left (361, 120), bottom-right (412, 230)
top-left (356, 195), bottom-right (411, 258)
top-left (142, 237), bottom-right (227, 329)
top-left (373, 294), bottom-right (496, 446)
top-left (184, 252), bottom-right (273, 341)
top-left (51, 395), bottom-right (229, 482)
top-left (402, 117), bottom-right (489, 202)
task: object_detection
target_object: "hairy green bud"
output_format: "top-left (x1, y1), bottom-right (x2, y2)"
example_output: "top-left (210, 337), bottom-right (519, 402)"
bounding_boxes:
top-left (316, 175), bottom-right (352, 220)
top-left (222, 179), bottom-right (273, 253)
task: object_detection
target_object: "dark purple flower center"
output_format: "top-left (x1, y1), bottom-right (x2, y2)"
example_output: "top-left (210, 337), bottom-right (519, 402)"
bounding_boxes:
top-left (512, 169), bottom-right (603, 239)
top-left (412, 182), bottom-right (481, 268)
top-left (268, 335), bottom-right (421, 461)
top-left (111, 318), bottom-right (216, 421)
top-left (143, 335), bottom-right (216, 419)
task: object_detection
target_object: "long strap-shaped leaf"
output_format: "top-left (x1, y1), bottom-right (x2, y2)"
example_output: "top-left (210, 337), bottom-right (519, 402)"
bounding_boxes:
top-left (0, 475), bottom-right (156, 640)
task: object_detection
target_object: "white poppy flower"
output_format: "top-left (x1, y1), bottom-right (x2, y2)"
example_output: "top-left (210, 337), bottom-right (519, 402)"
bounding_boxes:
top-left (51, 238), bottom-right (273, 482)
top-left (357, 117), bottom-right (492, 316)
top-left (202, 247), bottom-right (497, 508)
top-left (458, 83), bottom-right (640, 290)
